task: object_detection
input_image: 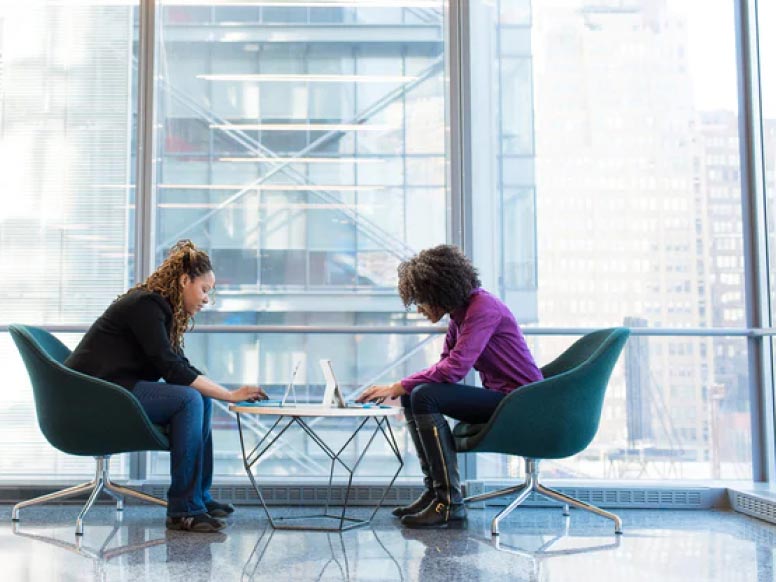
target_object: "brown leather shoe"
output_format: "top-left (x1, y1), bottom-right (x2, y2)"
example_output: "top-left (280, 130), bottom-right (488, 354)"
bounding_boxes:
top-left (166, 513), bottom-right (227, 533)
top-left (400, 499), bottom-right (467, 528)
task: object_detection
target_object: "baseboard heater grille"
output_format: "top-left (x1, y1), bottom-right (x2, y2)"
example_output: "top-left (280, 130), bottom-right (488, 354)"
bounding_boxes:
top-left (0, 483), bottom-right (721, 509)
top-left (729, 490), bottom-right (776, 525)
top-left (463, 481), bottom-right (715, 509)
top-left (0, 484), bottom-right (426, 507)
top-left (144, 484), bottom-right (428, 506)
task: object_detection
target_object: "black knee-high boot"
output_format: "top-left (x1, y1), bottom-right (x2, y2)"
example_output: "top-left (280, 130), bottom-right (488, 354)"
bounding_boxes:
top-left (400, 413), bottom-right (466, 528)
top-left (392, 409), bottom-right (435, 517)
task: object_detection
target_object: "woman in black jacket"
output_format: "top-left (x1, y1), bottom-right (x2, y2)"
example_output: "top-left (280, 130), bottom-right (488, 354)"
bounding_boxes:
top-left (66, 240), bottom-right (265, 533)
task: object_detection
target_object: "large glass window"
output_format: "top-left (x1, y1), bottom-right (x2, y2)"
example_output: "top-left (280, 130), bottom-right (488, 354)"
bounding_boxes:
top-left (477, 335), bottom-right (751, 480)
top-left (149, 0), bottom-right (447, 480)
top-left (0, 2), bottom-right (138, 479)
top-left (531, 0), bottom-right (743, 330)
top-left (760, 2), bottom-right (776, 318)
top-left (0, 0), bottom-right (769, 487)
top-left (469, 0), bottom-right (751, 480)
top-left (470, 0), bottom-right (537, 320)
top-left (758, 0), bottom-right (776, 483)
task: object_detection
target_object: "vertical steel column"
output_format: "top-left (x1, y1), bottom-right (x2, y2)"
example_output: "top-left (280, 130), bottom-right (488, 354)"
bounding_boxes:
top-left (734, 0), bottom-right (775, 483)
top-left (135, 0), bottom-right (157, 283)
top-left (448, 0), bottom-right (472, 252)
top-left (448, 0), bottom-right (477, 482)
top-left (130, 0), bottom-right (158, 482)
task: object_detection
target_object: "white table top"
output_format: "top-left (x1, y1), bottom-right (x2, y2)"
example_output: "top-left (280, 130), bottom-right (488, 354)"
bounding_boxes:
top-left (229, 403), bottom-right (399, 417)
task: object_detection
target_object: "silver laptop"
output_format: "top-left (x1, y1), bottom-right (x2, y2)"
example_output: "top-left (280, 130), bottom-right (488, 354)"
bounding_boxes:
top-left (259, 359), bottom-right (385, 408)
top-left (320, 359), bottom-right (346, 408)
top-left (260, 361), bottom-right (301, 406)
top-left (264, 360), bottom-right (347, 408)
top-left (320, 359), bottom-right (388, 409)
top-left (281, 360), bottom-right (302, 405)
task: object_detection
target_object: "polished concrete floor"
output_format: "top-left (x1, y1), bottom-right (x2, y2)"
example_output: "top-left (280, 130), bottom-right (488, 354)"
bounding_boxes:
top-left (1, 504), bottom-right (775, 582)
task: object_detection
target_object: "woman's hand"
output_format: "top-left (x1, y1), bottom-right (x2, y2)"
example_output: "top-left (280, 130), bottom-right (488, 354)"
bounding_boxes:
top-left (356, 382), bottom-right (405, 404)
top-left (230, 385), bottom-right (268, 403)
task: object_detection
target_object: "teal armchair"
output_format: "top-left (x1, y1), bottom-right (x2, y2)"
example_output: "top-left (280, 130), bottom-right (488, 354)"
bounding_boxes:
top-left (9, 324), bottom-right (169, 535)
top-left (456, 328), bottom-right (630, 536)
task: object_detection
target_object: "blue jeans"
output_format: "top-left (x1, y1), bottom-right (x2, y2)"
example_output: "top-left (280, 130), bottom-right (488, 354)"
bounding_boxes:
top-left (133, 381), bottom-right (215, 517)
top-left (401, 382), bottom-right (506, 423)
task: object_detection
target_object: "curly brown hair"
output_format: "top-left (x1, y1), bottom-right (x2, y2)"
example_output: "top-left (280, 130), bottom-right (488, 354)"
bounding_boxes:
top-left (123, 240), bottom-right (213, 351)
top-left (397, 245), bottom-right (481, 313)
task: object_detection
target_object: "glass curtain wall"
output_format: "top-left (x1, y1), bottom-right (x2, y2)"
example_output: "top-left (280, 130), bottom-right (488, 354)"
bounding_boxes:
top-left (757, 0), bottom-right (776, 482)
top-left (147, 1), bottom-right (448, 481)
top-left (0, 0), bottom-right (773, 487)
top-left (0, 1), bottom-right (138, 479)
top-left (470, 0), bottom-right (752, 481)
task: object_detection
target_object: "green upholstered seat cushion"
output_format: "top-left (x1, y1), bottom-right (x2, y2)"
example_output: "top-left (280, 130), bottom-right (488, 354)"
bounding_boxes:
top-left (452, 422), bottom-right (486, 439)
top-left (10, 324), bottom-right (169, 456)
top-left (454, 328), bottom-right (629, 459)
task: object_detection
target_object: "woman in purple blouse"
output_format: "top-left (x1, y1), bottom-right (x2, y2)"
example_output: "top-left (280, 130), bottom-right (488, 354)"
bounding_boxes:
top-left (358, 245), bottom-right (543, 528)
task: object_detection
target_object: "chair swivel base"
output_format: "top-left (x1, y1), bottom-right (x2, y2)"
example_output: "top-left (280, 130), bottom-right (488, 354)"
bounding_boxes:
top-left (11, 455), bottom-right (166, 536)
top-left (464, 458), bottom-right (622, 537)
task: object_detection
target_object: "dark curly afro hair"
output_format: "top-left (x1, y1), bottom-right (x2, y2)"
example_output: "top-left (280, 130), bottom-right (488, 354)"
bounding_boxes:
top-left (397, 245), bottom-right (481, 313)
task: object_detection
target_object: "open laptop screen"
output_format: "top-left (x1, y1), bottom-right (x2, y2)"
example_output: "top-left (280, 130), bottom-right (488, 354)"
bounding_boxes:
top-left (320, 359), bottom-right (346, 407)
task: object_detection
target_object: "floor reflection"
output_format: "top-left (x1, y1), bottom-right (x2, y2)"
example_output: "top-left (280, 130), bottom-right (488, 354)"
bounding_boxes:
top-left (480, 516), bottom-right (622, 582)
top-left (11, 516), bottom-right (169, 582)
top-left (241, 525), bottom-right (404, 582)
top-left (10, 512), bottom-right (229, 582)
top-left (2, 506), bottom-right (775, 582)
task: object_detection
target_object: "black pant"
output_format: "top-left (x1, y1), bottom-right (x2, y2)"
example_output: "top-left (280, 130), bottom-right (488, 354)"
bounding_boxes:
top-left (401, 382), bottom-right (506, 424)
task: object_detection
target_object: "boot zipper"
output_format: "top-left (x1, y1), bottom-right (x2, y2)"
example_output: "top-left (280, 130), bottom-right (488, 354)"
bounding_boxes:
top-left (432, 425), bottom-right (450, 521)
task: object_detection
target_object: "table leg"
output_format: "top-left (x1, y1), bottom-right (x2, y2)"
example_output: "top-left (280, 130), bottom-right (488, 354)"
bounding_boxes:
top-left (238, 413), bottom-right (403, 531)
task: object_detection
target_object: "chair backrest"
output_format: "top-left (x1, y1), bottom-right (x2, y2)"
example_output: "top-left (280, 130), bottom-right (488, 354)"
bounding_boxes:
top-left (539, 328), bottom-right (622, 380)
top-left (9, 324), bottom-right (168, 456)
top-left (22, 326), bottom-right (73, 365)
top-left (460, 327), bottom-right (630, 459)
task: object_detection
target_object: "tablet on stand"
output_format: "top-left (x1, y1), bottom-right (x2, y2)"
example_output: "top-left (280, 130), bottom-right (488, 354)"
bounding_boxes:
top-left (320, 359), bottom-right (346, 408)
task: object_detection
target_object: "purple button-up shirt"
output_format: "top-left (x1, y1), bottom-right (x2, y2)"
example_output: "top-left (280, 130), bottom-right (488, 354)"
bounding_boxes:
top-left (401, 288), bottom-right (543, 394)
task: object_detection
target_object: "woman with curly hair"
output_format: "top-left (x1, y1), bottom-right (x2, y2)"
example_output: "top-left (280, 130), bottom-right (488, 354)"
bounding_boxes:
top-left (66, 240), bottom-right (266, 533)
top-left (357, 245), bottom-right (542, 528)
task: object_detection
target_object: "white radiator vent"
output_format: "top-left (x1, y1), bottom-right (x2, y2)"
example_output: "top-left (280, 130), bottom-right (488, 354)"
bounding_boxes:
top-left (729, 491), bottom-right (776, 525)
top-left (0, 484), bottom-right (725, 509)
top-left (144, 484), bottom-right (426, 506)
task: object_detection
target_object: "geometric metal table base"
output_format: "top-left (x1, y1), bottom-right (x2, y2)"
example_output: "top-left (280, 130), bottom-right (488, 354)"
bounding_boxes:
top-left (464, 458), bottom-right (623, 536)
top-left (236, 412), bottom-right (403, 532)
top-left (10, 455), bottom-right (167, 536)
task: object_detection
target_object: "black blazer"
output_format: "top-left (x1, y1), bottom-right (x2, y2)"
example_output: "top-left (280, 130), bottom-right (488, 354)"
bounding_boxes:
top-left (66, 290), bottom-right (202, 390)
